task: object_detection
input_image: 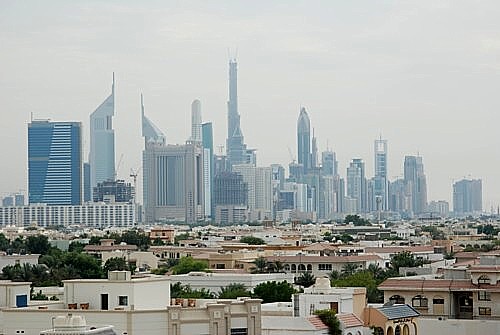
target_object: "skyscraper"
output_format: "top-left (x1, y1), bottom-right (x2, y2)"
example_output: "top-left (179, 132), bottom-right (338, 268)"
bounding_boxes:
top-left (321, 150), bottom-right (337, 176)
top-left (226, 59), bottom-right (247, 167)
top-left (142, 96), bottom-right (204, 223)
top-left (453, 179), bottom-right (482, 216)
top-left (90, 74), bottom-right (115, 189)
top-left (190, 99), bottom-right (202, 143)
top-left (297, 107), bottom-right (311, 174)
top-left (346, 158), bottom-right (367, 213)
top-left (404, 156), bottom-right (428, 215)
top-left (374, 138), bottom-right (388, 211)
top-left (202, 122), bottom-right (214, 218)
top-left (28, 120), bottom-right (82, 205)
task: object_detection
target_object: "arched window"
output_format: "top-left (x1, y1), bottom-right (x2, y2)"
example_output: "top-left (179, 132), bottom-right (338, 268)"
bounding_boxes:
top-left (307, 264), bottom-right (312, 272)
top-left (284, 264), bottom-right (290, 271)
top-left (291, 264), bottom-right (296, 273)
top-left (412, 295), bottom-right (428, 308)
top-left (298, 264), bottom-right (306, 272)
top-left (478, 275), bottom-right (491, 284)
top-left (389, 295), bottom-right (405, 304)
top-left (395, 325), bottom-right (401, 335)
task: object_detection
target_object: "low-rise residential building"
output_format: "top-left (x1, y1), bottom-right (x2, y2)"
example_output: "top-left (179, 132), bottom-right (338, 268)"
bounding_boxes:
top-left (378, 252), bottom-right (500, 320)
top-left (266, 254), bottom-right (383, 278)
top-left (169, 272), bottom-right (294, 295)
top-left (293, 277), bottom-right (366, 319)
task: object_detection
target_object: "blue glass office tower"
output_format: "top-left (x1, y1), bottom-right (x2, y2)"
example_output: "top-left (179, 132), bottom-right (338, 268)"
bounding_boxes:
top-left (28, 120), bottom-right (82, 205)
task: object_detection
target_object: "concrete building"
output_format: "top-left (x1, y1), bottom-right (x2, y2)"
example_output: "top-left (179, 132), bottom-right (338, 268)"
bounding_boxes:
top-left (143, 143), bottom-right (204, 224)
top-left (453, 179), bottom-right (482, 216)
top-left (378, 252), bottom-right (500, 321)
top-left (0, 204), bottom-right (135, 227)
top-left (346, 159), bottom-right (367, 213)
top-left (169, 272), bottom-right (294, 295)
top-left (404, 156), bottom-right (427, 215)
top-left (93, 179), bottom-right (134, 203)
top-left (40, 314), bottom-right (117, 335)
top-left (293, 277), bottom-right (366, 318)
top-left (0, 271), bottom-right (263, 335)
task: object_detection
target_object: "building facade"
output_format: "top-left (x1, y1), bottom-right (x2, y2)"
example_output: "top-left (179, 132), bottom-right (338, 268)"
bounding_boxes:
top-left (89, 75), bottom-right (115, 190)
top-left (453, 179), bottom-right (482, 216)
top-left (28, 120), bottom-right (82, 205)
top-left (0, 203), bottom-right (135, 227)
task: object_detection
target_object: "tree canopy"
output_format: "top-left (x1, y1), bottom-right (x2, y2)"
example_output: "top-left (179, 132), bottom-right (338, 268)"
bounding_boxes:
top-left (218, 283), bottom-right (252, 299)
top-left (240, 236), bottom-right (266, 245)
top-left (252, 280), bottom-right (295, 303)
top-left (170, 256), bottom-right (208, 275)
top-left (344, 214), bottom-right (370, 226)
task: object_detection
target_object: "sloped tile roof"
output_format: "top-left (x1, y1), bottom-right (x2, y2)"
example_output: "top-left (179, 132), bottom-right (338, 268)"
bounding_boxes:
top-left (337, 313), bottom-right (363, 328)
top-left (377, 304), bottom-right (420, 320)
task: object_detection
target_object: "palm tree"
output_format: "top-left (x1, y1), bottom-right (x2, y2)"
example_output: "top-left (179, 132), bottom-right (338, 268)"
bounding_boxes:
top-left (329, 270), bottom-right (341, 281)
top-left (272, 260), bottom-right (285, 273)
top-left (250, 256), bottom-right (268, 273)
top-left (367, 263), bottom-right (385, 281)
top-left (295, 272), bottom-right (316, 288)
top-left (341, 263), bottom-right (359, 277)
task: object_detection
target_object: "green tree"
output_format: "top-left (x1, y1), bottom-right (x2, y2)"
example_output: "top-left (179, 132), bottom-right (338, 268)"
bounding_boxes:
top-left (240, 236), bottom-right (266, 245)
top-left (341, 263), bottom-right (359, 277)
top-left (170, 282), bottom-right (214, 299)
top-left (390, 251), bottom-right (423, 273)
top-left (252, 281), bottom-right (295, 303)
top-left (218, 283), bottom-right (252, 299)
top-left (152, 237), bottom-right (165, 246)
top-left (332, 271), bottom-right (382, 303)
top-left (329, 270), bottom-right (341, 281)
top-left (314, 309), bottom-right (341, 335)
top-left (68, 241), bottom-right (85, 253)
top-left (295, 272), bottom-right (316, 288)
top-left (174, 233), bottom-right (190, 245)
top-left (119, 230), bottom-right (151, 251)
top-left (170, 256), bottom-right (208, 275)
top-left (25, 235), bottom-right (51, 255)
top-left (250, 256), bottom-right (268, 273)
top-left (88, 236), bottom-right (102, 245)
top-left (344, 214), bottom-right (370, 226)
top-left (0, 233), bottom-right (10, 251)
top-left (103, 257), bottom-right (128, 273)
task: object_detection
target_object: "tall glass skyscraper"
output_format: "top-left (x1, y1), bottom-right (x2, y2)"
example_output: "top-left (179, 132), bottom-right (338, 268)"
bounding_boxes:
top-left (28, 120), bottom-right (82, 205)
top-left (90, 74), bottom-right (115, 189)
top-left (404, 155), bottom-right (427, 215)
top-left (226, 59), bottom-right (247, 167)
top-left (374, 138), bottom-right (388, 210)
top-left (297, 107), bottom-right (311, 174)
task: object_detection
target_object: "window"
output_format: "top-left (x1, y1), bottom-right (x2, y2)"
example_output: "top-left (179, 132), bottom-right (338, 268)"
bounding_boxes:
top-left (118, 296), bottom-right (128, 306)
top-left (318, 264), bottom-right (332, 271)
top-left (412, 295), bottom-right (428, 308)
top-left (231, 328), bottom-right (248, 335)
top-left (433, 298), bottom-right (444, 304)
top-left (389, 295), bottom-right (405, 304)
top-left (478, 291), bottom-right (491, 301)
top-left (478, 275), bottom-right (491, 284)
top-left (478, 307), bottom-right (491, 316)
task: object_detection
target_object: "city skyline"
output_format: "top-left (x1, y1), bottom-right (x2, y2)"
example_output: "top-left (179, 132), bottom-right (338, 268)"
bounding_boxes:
top-left (1, 2), bottom-right (499, 209)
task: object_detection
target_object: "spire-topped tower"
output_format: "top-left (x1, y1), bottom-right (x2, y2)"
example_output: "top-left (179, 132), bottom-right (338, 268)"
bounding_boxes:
top-left (226, 58), bottom-right (247, 167)
top-left (89, 73), bottom-right (115, 188)
top-left (141, 93), bottom-right (166, 146)
top-left (297, 107), bottom-right (311, 173)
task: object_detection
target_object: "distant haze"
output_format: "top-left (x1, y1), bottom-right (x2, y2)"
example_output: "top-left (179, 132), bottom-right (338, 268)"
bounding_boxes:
top-left (1, 1), bottom-right (499, 210)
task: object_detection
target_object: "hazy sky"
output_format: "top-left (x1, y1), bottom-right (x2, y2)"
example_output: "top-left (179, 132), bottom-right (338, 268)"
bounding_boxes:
top-left (1, 1), bottom-right (500, 210)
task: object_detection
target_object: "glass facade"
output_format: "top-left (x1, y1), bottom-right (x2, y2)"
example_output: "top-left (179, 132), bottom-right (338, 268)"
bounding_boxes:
top-left (28, 121), bottom-right (82, 205)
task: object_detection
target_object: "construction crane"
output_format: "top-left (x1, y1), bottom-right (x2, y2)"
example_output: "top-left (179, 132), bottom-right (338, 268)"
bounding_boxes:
top-left (114, 153), bottom-right (124, 181)
top-left (130, 167), bottom-right (142, 189)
